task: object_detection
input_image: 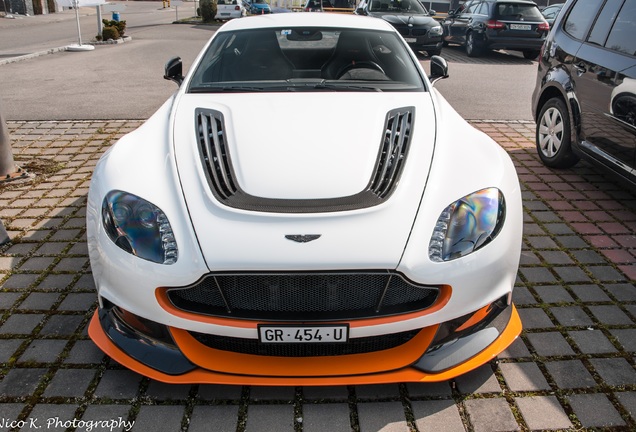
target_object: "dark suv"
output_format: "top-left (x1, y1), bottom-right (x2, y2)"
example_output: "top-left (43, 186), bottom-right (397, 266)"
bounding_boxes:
top-left (442, 0), bottom-right (549, 58)
top-left (531, 0), bottom-right (636, 187)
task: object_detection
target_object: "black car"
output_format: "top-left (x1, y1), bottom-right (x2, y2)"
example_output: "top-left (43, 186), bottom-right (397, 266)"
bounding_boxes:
top-left (540, 3), bottom-right (564, 27)
top-left (442, 0), bottom-right (550, 58)
top-left (532, 0), bottom-right (636, 187)
top-left (354, 0), bottom-right (443, 56)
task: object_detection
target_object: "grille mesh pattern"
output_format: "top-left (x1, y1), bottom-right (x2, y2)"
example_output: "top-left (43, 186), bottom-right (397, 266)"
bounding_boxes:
top-left (166, 272), bottom-right (439, 321)
top-left (190, 329), bottom-right (421, 356)
top-left (195, 107), bottom-right (414, 213)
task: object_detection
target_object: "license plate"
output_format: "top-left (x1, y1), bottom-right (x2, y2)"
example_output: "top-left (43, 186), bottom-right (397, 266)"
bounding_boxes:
top-left (258, 325), bottom-right (349, 343)
top-left (510, 24), bottom-right (531, 30)
top-left (221, 13), bottom-right (230, 15)
top-left (405, 38), bottom-right (417, 43)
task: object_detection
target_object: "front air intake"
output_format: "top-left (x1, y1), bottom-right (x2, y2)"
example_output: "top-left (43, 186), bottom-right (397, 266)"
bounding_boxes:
top-left (196, 107), bottom-right (415, 213)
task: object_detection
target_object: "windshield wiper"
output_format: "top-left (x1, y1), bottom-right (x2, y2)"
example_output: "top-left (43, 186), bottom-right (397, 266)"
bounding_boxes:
top-left (313, 82), bottom-right (382, 92)
top-left (189, 85), bottom-right (266, 93)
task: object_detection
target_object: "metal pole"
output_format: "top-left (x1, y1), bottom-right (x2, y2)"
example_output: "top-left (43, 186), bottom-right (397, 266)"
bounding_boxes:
top-left (75, 0), bottom-right (83, 46)
top-left (97, 5), bottom-right (103, 36)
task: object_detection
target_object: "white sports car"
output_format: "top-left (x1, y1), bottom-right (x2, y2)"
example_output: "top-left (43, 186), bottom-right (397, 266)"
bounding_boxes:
top-left (87, 12), bottom-right (523, 385)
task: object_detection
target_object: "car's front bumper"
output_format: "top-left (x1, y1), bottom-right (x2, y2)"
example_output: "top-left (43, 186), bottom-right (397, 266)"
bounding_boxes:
top-left (88, 295), bottom-right (521, 385)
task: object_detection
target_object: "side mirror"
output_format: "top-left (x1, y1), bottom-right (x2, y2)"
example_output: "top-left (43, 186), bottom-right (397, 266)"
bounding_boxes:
top-left (428, 55), bottom-right (449, 84)
top-left (355, 7), bottom-right (365, 14)
top-left (429, 9), bottom-right (436, 16)
top-left (164, 57), bottom-right (184, 87)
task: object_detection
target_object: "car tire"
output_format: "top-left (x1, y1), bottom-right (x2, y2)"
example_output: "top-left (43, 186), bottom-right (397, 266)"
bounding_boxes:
top-left (466, 32), bottom-right (482, 57)
top-left (523, 50), bottom-right (540, 60)
top-left (536, 98), bottom-right (580, 168)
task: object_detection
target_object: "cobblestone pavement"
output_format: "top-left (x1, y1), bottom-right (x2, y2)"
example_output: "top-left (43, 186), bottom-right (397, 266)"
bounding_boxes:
top-left (0, 120), bottom-right (635, 432)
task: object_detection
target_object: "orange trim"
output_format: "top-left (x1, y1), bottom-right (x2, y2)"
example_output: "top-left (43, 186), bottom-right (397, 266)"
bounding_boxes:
top-left (88, 306), bottom-right (522, 386)
top-left (155, 285), bottom-right (452, 329)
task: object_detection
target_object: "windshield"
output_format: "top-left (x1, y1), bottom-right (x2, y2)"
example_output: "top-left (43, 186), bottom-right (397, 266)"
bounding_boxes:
top-left (369, 0), bottom-right (427, 15)
top-left (496, 3), bottom-right (544, 21)
top-left (188, 27), bottom-right (425, 93)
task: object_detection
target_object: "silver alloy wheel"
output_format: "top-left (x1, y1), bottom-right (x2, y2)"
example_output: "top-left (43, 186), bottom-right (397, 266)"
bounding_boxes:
top-left (467, 33), bottom-right (474, 54)
top-left (538, 106), bottom-right (564, 158)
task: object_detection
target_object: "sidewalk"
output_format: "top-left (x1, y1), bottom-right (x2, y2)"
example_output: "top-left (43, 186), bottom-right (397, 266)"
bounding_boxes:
top-left (0, 119), bottom-right (635, 431)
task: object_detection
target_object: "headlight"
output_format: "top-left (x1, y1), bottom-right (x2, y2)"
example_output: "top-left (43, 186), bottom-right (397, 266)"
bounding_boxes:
top-left (101, 191), bottom-right (178, 264)
top-left (429, 26), bottom-right (443, 36)
top-left (428, 188), bottom-right (505, 262)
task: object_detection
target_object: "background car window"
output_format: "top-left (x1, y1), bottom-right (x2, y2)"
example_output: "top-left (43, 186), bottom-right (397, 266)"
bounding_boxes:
top-left (604, 1), bottom-right (636, 56)
top-left (475, 2), bottom-right (488, 15)
top-left (587, 0), bottom-right (623, 47)
top-left (563, 0), bottom-right (603, 41)
top-left (464, 1), bottom-right (480, 14)
top-left (495, 3), bottom-right (544, 20)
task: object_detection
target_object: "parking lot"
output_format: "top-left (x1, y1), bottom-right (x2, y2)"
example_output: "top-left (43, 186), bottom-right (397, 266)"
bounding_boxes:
top-left (1, 3), bottom-right (636, 431)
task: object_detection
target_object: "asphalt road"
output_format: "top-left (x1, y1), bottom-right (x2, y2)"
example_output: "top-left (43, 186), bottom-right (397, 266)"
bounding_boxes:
top-left (0, 2), bottom-right (539, 121)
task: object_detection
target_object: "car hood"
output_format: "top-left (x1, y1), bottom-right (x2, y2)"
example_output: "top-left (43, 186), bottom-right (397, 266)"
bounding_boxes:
top-left (171, 92), bottom-right (437, 271)
top-left (372, 13), bottom-right (438, 27)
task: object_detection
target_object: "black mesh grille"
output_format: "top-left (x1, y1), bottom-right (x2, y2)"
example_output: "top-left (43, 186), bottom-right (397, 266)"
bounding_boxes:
top-left (195, 107), bottom-right (414, 213)
top-left (190, 329), bottom-right (421, 356)
top-left (166, 272), bottom-right (439, 321)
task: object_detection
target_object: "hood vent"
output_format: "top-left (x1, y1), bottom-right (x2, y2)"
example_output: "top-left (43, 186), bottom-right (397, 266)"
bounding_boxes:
top-left (195, 107), bottom-right (414, 213)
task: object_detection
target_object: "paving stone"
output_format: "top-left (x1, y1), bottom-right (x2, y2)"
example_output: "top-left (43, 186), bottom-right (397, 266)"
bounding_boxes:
top-left (19, 339), bottom-right (68, 363)
top-left (250, 386), bottom-right (296, 402)
top-left (244, 404), bottom-right (295, 432)
top-left (357, 401), bottom-right (408, 432)
top-left (455, 364), bottom-right (501, 394)
top-left (303, 386), bottom-right (349, 401)
top-left (197, 384), bottom-right (243, 401)
top-left (132, 405), bottom-right (184, 432)
top-left (570, 284), bottom-right (611, 302)
top-left (464, 398), bottom-right (519, 432)
top-left (610, 329), bottom-right (636, 352)
top-left (412, 399), bottom-right (465, 432)
top-left (355, 384), bottom-right (401, 399)
top-left (545, 360), bottom-right (597, 389)
top-left (57, 293), bottom-right (97, 311)
top-left (406, 381), bottom-right (452, 398)
top-left (587, 265), bottom-right (625, 282)
top-left (0, 403), bottom-right (25, 432)
top-left (543, 223), bottom-right (575, 236)
top-left (188, 405), bottom-right (239, 432)
top-left (302, 403), bottom-right (351, 432)
top-left (0, 273), bottom-right (39, 289)
top-left (0, 313), bottom-right (45, 335)
top-left (76, 405), bottom-right (131, 432)
top-left (64, 340), bottom-right (106, 364)
top-left (497, 338), bottom-right (532, 359)
top-left (43, 369), bottom-right (95, 398)
top-left (93, 370), bottom-right (143, 400)
top-left (588, 305), bottom-right (633, 325)
top-left (555, 235), bottom-right (589, 248)
top-left (18, 256), bottom-right (55, 271)
top-left (554, 266), bottom-right (592, 283)
top-left (569, 330), bottom-right (618, 354)
top-left (18, 292), bottom-right (60, 310)
top-left (517, 308), bottom-right (554, 329)
top-left (528, 331), bottom-right (575, 357)
top-left (39, 315), bottom-right (84, 336)
top-left (28, 404), bottom-right (79, 431)
top-left (36, 274), bottom-right (76, 291)
top-left (0, 292), bottom-right (21, 309)
top-left (569, 393), bottom-right (625, 427)
top-left (512, 286), bottom-right (537, 305)
top-left (499, 362), bottom-right (551, 392)
top-left (589, 358), bottom-right (636, 386)
top-left (616, 392), bottom-right (636, 421)
top-left (533, 285), bottom-right (573, 303)
top-left (145, 381), bottom-right (192, 401)
top-left (519, 250), bottom-right (541, 265)
top-left (515, 396), bottom-right (572, 430)
top-left (0, 368), bottom-right (47, 397)
top-left (550, 306), bottom-right (594, 327)
top-left (520, 267), bottom-right (557, 284)
top-left (606, 283), bottom-right (636, 301)
top-left (571, 250), bottom-right (607, 264)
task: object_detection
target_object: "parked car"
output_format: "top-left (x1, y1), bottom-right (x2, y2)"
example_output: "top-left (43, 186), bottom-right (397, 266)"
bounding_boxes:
top-left (354, 0), bottom-right (443, 56)
top-left (215, 0), bottom-right (247, 20)
top-left (87, 13), bottom-right (523, 385)
top-left (304, 0), bottom-right (334, 11)
top-left (442, 0), bottom-right (550, 58)
top-left (532, 0), bottom-right (636, 186)
top-left (540, 3), bottom-right (564, 26)
top-left (247, 0), bottom-right (271, 14)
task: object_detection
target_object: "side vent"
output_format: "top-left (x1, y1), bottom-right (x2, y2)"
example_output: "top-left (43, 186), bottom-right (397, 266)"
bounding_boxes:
top-left (197, 109), bottom-right (238, 200)
top-left (370, 108), bottom-right (413, 198)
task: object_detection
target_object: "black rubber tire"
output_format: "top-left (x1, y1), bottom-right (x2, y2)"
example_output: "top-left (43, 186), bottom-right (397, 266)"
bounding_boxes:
top-left (535, 98), bottom-right (580, 168)
top-left (523, 50), bottom-right (540, 60)
top-left (465, 32), bottom-right (482, 57)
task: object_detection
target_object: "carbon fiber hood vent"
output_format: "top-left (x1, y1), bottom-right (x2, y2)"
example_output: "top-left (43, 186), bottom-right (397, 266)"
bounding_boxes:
top-left (196, 107), bottom-right (414, 213)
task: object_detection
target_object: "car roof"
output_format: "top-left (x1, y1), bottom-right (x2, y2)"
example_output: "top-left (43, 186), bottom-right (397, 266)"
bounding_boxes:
top-left (218, 12), bottom-right (396, 32)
